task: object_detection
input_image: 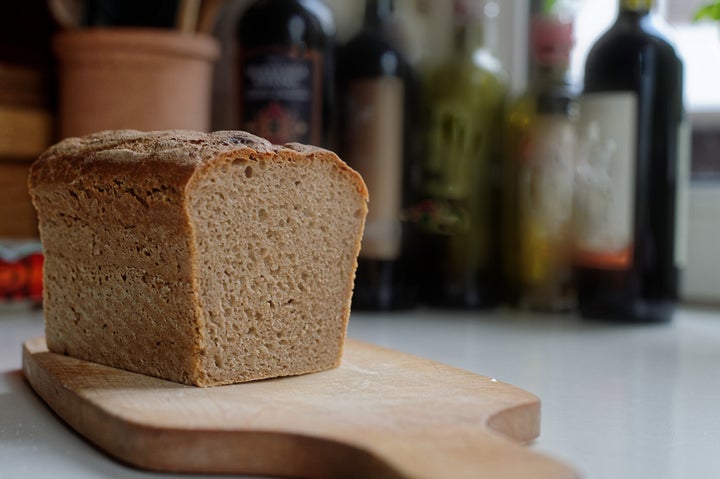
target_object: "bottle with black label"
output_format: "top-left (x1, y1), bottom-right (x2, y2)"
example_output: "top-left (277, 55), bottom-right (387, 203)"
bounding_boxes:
top-left (236, 0), bottom-right (336, 148)
top-left (414, 0), bottom-right (508, 309)
top-left (576, 0), bottom-right (688, 322)
top-left (337, 0), bottom-right (418, 310)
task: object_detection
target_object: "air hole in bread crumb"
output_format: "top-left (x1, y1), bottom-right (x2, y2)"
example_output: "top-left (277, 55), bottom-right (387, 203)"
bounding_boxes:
top-left (244, 166), bottom-right (254, 178)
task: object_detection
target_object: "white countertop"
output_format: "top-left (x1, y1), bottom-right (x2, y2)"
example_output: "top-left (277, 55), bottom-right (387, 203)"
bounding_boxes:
top-left (1, 305), bottom-right (719, 479)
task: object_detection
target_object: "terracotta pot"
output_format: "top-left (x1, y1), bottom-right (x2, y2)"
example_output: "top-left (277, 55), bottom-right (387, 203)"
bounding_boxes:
top-left (54, 28), bottom-right (220, 139)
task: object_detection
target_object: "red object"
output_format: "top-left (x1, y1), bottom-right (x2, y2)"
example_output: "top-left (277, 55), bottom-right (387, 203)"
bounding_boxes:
top-left (530, 16), bottom-right (574, 67)
top-left (0, 251), bottom-right (43, 302)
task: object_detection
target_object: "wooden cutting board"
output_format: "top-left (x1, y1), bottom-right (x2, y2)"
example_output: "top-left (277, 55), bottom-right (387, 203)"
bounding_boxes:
top-left (22, 337), bottom-right (578, 479)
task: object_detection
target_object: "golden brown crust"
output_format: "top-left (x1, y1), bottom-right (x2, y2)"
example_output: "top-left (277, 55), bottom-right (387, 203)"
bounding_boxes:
top-left (30, 130), bottom-right (368, 201)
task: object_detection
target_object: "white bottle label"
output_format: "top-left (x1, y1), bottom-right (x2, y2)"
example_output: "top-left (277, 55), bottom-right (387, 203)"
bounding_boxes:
top-left (519, 115), bottom-right (576, 282)
top-left (522, 115), bottom-right (576, 238)
top-left (573, 92), bottom-right (637, 269)
top-left (342, 77), bottom-right (404, 261)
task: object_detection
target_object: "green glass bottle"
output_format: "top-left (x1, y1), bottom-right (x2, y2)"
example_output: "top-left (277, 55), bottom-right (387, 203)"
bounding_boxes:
top-left (414, 0), bottom-right (508, 308)
top-left (503, 6), bottom-right (578, 311)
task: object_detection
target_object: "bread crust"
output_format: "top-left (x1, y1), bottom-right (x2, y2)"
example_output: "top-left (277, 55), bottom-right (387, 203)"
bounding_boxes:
top-left (30, 130), bottom-right (368, 199)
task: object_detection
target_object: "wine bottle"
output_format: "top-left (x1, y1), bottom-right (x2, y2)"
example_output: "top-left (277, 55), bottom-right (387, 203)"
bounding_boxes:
top-left (575, 0), bottom-right (686, 322)
top-left (413, 0), bottom-right (508, 309)
top-left (502, 8), bottom-right (578, 311)
top-left (337, 0), bottom-right (418, 310)
top-left (236, 0), bottom-right (336, 148)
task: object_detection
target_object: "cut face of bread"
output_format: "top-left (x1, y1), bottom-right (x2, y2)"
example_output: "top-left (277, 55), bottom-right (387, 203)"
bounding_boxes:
top-left (29, 130), bottom-right (368, 387)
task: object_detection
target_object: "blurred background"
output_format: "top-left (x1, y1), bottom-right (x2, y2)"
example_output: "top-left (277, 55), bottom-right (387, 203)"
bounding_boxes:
top-left (0, 0), bottom-right (718, 315)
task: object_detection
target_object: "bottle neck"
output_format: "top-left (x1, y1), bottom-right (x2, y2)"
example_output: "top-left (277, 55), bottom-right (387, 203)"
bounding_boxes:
top-left (451, 0), bottom-right (485, 54)
top-left (528, 15), bottom-right (573, 88)
top-left (530, 63), bottom-right (571, 91)
top-left (620, 0), bottom-right (654, 13)
top-left (364, 0), bottom-right (394, 29)
top-left (453, 23), bottom-right (484, 54)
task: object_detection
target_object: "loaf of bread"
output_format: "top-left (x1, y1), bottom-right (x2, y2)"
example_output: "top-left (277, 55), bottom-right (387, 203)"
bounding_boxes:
top-left (29, 130), bottom-right (368, 387)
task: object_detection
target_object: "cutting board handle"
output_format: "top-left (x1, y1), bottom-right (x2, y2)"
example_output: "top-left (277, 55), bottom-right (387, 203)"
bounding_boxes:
top-left (110, 422), bottom-right (576, 479)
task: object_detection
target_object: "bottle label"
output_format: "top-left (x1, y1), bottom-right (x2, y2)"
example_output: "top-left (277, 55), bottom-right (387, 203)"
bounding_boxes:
top-left (519, 114), bottom-right (576, 283)
top-left (412, 92), bottom-right (497, 269)
top-left (239, 50), bottom-right (322, 145)
top-left (342, 77), bottom-right (404, 260)
top-left (573, 92), bottom-right (637, 270)
top-left (423, 101), bottom-right (483, 202)
top-left (675, 117), bottom-right (691, 268)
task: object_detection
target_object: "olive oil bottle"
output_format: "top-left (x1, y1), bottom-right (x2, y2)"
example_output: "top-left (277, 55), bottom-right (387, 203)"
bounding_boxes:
top-left (414, 0), bottom-right (508, 308)
top-left (503, 6), bottom-right (578, 311)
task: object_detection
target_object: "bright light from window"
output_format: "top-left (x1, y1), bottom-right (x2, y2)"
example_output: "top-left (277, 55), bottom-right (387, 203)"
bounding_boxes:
top-left (570, 0), bottom-right (617, 86)
top-left (675, 24), bottom-right (720, 119)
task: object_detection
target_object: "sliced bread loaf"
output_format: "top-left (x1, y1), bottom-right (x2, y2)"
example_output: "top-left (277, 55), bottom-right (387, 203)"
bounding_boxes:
top-left (29, 130), bottom-right (368, 387)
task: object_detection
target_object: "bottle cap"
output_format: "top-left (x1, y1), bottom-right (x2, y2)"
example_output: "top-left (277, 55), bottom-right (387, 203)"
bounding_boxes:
top-left (530, 15), bottom-right (574, 67)
top-left (452, 0), bottom-right (485, 24)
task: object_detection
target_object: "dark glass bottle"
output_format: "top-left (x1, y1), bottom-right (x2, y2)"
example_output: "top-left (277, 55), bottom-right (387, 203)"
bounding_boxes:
top-left (414, 0), bottom-right (508, 309)
top-left (337, 0), bottom-right (418, 310)
top-left (503, 9), bottom-right (578, 311)
top-left (575, 0), bottom-right (686, 322)
top-left (236, 0), bottom-right (336, 148)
